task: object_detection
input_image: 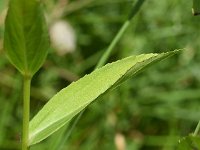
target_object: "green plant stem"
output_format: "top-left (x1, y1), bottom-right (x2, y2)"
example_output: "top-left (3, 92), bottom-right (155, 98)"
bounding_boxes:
top-left (193, 121), bottom-right (200, 136)
top-left (22, 76), bottom-right (31, 150)
top-left (128, 0), bottom-right (146, 20)
top-left (96, 0), bottom-right (145, 68)
top-left (64, 0), bottom-right (146, 144)
top-left (95, 20), bottom-right (130, 68)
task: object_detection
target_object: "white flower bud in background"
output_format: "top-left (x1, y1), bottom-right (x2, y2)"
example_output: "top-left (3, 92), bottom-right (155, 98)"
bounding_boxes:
top-left (49, 20), bottom-right (76, 56)
top-left (115, 133), bottom-right (126, 150)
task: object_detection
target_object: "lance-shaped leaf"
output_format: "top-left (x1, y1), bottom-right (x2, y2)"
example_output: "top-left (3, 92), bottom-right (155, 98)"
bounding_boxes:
top-left (29, 50), bottom-right (181, 145)
top-left (4, 0), bottom-right (49, 76)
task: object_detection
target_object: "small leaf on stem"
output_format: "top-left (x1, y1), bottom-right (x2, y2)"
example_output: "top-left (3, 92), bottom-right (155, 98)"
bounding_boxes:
top-left (4, 0), bottom-right (49, 77)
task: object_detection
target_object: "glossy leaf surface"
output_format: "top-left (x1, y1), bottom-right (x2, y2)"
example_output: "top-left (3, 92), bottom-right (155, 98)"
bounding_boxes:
top-left (29, 50), bottom-right (180, 145)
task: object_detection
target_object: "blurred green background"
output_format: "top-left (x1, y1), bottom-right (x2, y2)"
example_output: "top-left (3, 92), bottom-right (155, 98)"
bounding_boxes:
top-left (0, 0), bottom-right (200, 150)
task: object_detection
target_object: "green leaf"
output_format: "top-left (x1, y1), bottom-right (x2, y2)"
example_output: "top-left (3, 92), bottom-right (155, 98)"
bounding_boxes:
top-left (29, 50), bottom-right (181, 145)
top-left (193, 0), bottom-right (200, 16)
top-left (4, 0), bottom-right (49, 77)
top-left (177, 135), bottom-right (200, 150)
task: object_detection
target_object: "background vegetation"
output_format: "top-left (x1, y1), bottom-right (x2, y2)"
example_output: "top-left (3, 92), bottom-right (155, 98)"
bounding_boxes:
top-left (0, 0), bottom-right (200, 149)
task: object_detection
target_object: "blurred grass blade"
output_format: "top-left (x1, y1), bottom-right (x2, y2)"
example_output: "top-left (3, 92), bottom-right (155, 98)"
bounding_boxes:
top-left (128, 0), bottom-right (145, 20)
top-left (96, 0), bottom-right (146, 69)
top-left (4, 0), bottom-right (49, 77)
top-left (193, 0), bottom-right (200, 16)
top-left (47, 123), bottom-right (70, 150)
top-left (177, 135), bottom-right (200, 150)
top-left (29, 50), bottom-right (181, 145)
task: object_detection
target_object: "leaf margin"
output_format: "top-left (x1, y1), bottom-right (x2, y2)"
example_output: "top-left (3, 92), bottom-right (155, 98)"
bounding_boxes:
top-left (29, 49), bottom-right (181, 145)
